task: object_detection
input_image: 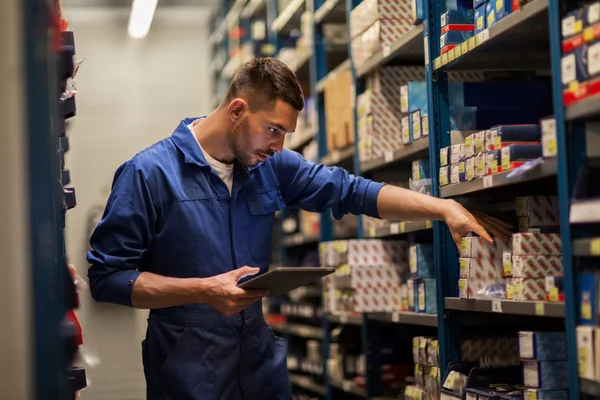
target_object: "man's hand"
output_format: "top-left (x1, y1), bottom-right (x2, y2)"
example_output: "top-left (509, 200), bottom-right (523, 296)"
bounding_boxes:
top-left (201, 266), bottom-right (269, 317)
top-left (442, 200), bottom-right (513, 250)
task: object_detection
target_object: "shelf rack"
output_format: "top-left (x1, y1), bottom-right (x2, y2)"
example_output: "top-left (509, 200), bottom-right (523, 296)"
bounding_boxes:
top-left (212, 0), bottom-right (599, 398)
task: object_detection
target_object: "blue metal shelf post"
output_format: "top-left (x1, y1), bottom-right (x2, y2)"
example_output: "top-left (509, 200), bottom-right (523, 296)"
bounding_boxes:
top-left (424, 0), bottom-right (461, 378)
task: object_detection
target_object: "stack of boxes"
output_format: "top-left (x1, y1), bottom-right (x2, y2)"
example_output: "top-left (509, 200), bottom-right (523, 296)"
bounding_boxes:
top-left (358, 67), bottom-right (426, 163)
top-left (405, 336), bottom-right (441, 400)
top-left (440, 7), bottom-right (475, 56)
top-left (320, 239), bottom-right (409, 313)
top-left (458, 234), bottom-right (509, 299)
top-left (400, 82), bottom-right (429, 145)
top-left (323, 69), bottom-right (355, 153)
top-left (519, 331), bottom-right (569, 398)
top-left (408, 243), bottom-right (438, 314)
top-left (561, 2), bottom-right (600, 107)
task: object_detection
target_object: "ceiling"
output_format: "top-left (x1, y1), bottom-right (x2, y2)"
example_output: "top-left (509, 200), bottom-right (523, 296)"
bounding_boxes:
top-left (62, 0), bottom-right (219, 12)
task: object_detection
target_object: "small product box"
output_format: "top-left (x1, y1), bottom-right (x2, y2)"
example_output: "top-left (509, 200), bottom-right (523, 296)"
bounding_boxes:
top-left (347, 239), bottom-right (410, 267)
top-left (561, 3), bottom-right (600, 39)
top-left (510, 278), bottom-right (546, 301)
top-left (450, 161), bottom-right (466, 183)
top-left (450, 143), bottom-right (465, 164)
top-left (473, 0), bottom-right (485, 8)
top-left (488, 125), bottom-right (542, 150)
top-left (440, 147), bottom-right (450, 166)
top-left (410, 243), bottom-right (435, 278)
top-left (523, 389), bottom-right (568, 400)
top-left (418, 278), bottom-right (437, 314)
top-left (402, 115), bottom-right (412, 145)
top-left (422, 114), bottom-right (429, 136)
top-left (512, 255), bottom-right (564, 278)
top-left (576, 326), bottom-right (596, 379)
top-left (503, 251), bottom-right (513, 277)
top-left (475, 153), bottom-right (487, 177)
top-left (579, 273), bottom-right (600, 325)
top-left (440, 30), bottom-right (474, 48)
top-left (411, 110), bottom-right (423, 140)
top-left (400, 283), bottom-right (409, 311)
top-left (485, 0), bottom-right (498, 28)
top-left (474, 5), bottom-right (486, 35)
top-left (512, 233), bottom-right (562, 256)
top-left (494, 0), bottom-right (512, 21)
top-left (441, 8), bottom-right (475, 27)
top-left (474, 130), bottom-right (486, 154)
top-left (522, 361), bottom-right (569, 389)
top-left (412, 0), bottom-right (424, 24)
top-left (540, 117), bottom-right (557, 158)
top-left (464, 133), bottom-right (476, 157)
top-left (501, 144), bottom-right (543, 171)
top-left (486, 149), bottom-right (502, 174)
top-left (440, 165), bottom-right (450, 186)
top-left (461, 235), bottom-right (511, 259)
top-left (412, 160), bottom-right (430, 181)
top-left (407, 278), bottom-right (417, 312)
top-left (545, 275), bottom-right (564, 302)
top-left (459, 278), bottom-right (506, 299)
top-left (459, 257), bottom-right (503, 279)
top-left (485, 129), bottom-right (496, 151)
top-left (518, 331), bottom-right (567, 361)
top-left (516, 196), bottom-right (559, 227)
top-left (465, 157), bottom-right (475, 181)
top-left (561, 38), bottom-right (600, 105)
top-left (400, 82), bottom-right (428, 114)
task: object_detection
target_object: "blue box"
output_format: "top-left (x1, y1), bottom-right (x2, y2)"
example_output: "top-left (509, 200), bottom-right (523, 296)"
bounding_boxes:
top-left (524, 389), bottom-right (568, 400)
top-left (560, 3), bottom-right (600, 39)
top-left (451, 107), bottom-right (548, 131)
top-left (522, 361), bottom-right (569, 389)
top-left (562, 38), bottom-right (600, 91)
top-left (412, 160), bottom-right (431, 181)
top-left (441, 9), bottom-right (475, 27)
top-left (474, 5), bottom-right (486, 34)
top-left (412, 0), bottom-right (424, 24)
top-left (486, 1), bottom-right (498, 27)
top-left (440, 30), bottom-right (474, 48)
top-left (518, 331), bottom-right (567, 361)
top-left (579, 273), bottom-right (600, 325)
top-left (445, 0), bottom-right (474, 10)
top-left (473, 0), bottom-right (486, 8)
top-left (493, 0), bottom-right (512, 20)
top-left (401, 82), bottom-right (428, 114)
top-left (411, 110), bottom-right (424, 140)
top-left (486, 149), bottom-right (502, 174)
top-left (418, 279), bottom-right (437, 314)
top-left (410, 243), bottom-right (435, 277)
top-left (489, 125), bottom-right (542, 149)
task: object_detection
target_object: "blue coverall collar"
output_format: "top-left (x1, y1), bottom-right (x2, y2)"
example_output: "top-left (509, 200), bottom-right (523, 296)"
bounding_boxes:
top-left (171, 117), bottom-right (264, 173)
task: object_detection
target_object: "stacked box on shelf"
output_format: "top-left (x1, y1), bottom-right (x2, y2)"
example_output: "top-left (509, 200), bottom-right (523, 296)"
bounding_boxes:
top-left (458, 234), bottom-right (509, 299)
top-left (440, 8), bottom-right (475, 55)
top-left (409, 243), bottom-right (437, 314)
top-left (408, 337), bottom-right (441, 400)
top-left (324, 69), bottom-right (354, 153)
top-left (506, 232), bottom-right (563, 301)
top-left (400, 81), bottom-right (429, 143)
top-left (561, 2), bottom-right (600, 106)
top-left (520, 331), bottom-right (569, 394)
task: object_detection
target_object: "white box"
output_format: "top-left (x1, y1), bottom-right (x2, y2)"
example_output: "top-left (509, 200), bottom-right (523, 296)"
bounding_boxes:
top-left (577, 326), bottom-right (596, 380)
top-left (459, 258), bottom-right (503, 279)
top-left (541, 117), bottom-right (557, 158)
top-left (464, 133), bottom-right (475, 158)
top-left (440, 147), bottom-right (449, 166)
top-left (461, 236), bottom-right (511, 259)
top-left (512, 233), bottom-right (563, 256)
top-left (509, 278), bottom-right (546, 301)
top-left (512, 255), bottom-right (564, 278)
top-left (475, 153), bottom-right (487, 177)
top-left (465, 157), bottom-right (475, 181)
top-left (474, 130), bottom-right (486, 154)
top-left (450, 143), bottom-right (465, 164)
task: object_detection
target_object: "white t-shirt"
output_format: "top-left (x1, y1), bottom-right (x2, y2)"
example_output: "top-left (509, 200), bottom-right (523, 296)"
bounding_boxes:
top-left (188, 122), bottom-right (234, 194)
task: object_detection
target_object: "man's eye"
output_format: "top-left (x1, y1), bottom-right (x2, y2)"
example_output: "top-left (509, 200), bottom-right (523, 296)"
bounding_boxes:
top-left (269, 127), bottom-right (278, 134)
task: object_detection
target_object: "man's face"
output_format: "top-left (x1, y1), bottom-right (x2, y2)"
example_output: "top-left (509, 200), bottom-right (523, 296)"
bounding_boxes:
top-left (229, 99), bottom-right (298, 168)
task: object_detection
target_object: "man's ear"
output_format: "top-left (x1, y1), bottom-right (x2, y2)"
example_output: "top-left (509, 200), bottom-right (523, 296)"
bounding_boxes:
top-left (228, 98), bottom-right (248, 122)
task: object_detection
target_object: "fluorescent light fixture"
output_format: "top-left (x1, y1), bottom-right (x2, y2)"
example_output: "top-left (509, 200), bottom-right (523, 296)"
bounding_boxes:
top-left (127, 0), bottom-right (159, 39)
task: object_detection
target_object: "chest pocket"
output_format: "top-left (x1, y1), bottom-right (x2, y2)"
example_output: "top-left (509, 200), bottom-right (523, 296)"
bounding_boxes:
top-left (245, 189), bottom-right (286, 264)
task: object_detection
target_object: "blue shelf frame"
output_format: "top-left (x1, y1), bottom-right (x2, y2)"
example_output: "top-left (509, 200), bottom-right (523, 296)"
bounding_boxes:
top-left (214, 0), bottom-right (596, 398)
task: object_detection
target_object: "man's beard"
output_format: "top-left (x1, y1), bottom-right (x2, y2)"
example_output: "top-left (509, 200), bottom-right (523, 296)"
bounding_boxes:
top-left (229, 116), bottom-right (273, 168)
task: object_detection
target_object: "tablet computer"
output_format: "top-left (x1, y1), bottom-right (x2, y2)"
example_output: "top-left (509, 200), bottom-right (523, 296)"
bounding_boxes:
top-left (238, 267), bottom-right (335, 297)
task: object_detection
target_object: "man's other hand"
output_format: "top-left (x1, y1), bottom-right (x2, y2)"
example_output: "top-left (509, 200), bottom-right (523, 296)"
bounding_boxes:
top-left (202, 266), bottom-right (269, 316)
top-left (442, 200), bottom-right (513, 250)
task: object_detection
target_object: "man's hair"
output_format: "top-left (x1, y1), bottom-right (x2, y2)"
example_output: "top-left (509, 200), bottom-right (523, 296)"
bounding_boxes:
top-left (225, 57), bottom-right (304, 112)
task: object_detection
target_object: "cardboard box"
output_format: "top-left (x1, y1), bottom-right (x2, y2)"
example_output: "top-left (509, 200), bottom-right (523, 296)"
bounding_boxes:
top-left (440, 30), bottom-right (473, 49)
top-left (475, 152), bottom-right (487, 177)
top-left (503, 251), bottom-right (513, 277)
top-left (421, 114), bottom-right (429, 137)
top-left (465, 157), bottom-right (475, 181)
top-left (485, 129), bottom-right (496, 151)
top-left (577, 326), bottom-right (597, 379)
top-left (450, 143), bottom-right (465, 164)
top-left (418, 278), bottom-right (437, 314)
top-left (501, 144), bottom-right (543, 171)
top-left (350, 0), bottom-right (414, 39)
top-left (440, 165), bottom-right (450, 186)
top-left (510, 278), bottom-right (546, 301)
top-left (512, 255), bottom-right (564, 278)
top-left (545, 275), bottom-right (564, 302)
top-left (459, 257), bottom-right (503, 279)
top-left (461, 236), bottom-right (511, 259)
top-left (494, 0), bottom-right (512, 20)
top-left (411, 110), bottom-right (423, 140)
top-left (441, 8), bottom-right (474, 26)
top-left (486, 0), bottom-right (498, 27)
top-left (474, 4), bottom-right (486, 34)
top-left (400, 81), bottom-right (428, 114)
top-left (440, 147), bottom-right (450, 166)
top-left (541, 117), bottom-right (557, 158)
top-left (410, 243), bottom-right (435, 278)
top-left (523, 361), bottom-right (569, 390)
top-left (488, 125), bottom-right (542, 150)
top-left (402, 115), bottom-right (412, 145)
top-left (519, 331), bottom-right (567, 361)
top-left (516, 196), bottom-right (559, 221)
top-left (523, 389), bottom-right (568, 400)
top-left (474, 130), bottom-right (486, 153)
top-left (464, 133), bottom-right (475, 158)
top-left (324, 69), bottom-right (355, 152)
top-left (486, 149), bottom-right (502, 175)
top-left (412, 159), bottom-right (430, 181)
top-left (347, 239), bottom-right (409, 267)
top-left (459, 278), bottom-right (506, 299)
top-left (579, 273), bottom-right (600, 325)
top-left (450, 161), bottom-right (465, 184)
top-left (407, 278), bottom-right (417, 311)
top-left (512, 233), bottom-right (562, 256)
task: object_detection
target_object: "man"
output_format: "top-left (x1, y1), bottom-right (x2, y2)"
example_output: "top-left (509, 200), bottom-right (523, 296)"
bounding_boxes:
top-left (88, 58), bottom-right (509, 400)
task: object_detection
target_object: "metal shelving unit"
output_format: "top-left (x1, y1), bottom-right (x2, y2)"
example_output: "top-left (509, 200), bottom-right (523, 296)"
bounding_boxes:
top-left (444, 298), bottom-right (565, 318)
top-left (360, 137), bottom-right (430, 173)
top-left (363, 221), bottom-right (432, 239)
top-left (367, 312), bottom-right (438, 327)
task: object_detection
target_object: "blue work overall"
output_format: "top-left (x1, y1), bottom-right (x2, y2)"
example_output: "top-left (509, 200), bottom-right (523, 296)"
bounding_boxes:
top-left (87, 118), bottom-right (383, 399)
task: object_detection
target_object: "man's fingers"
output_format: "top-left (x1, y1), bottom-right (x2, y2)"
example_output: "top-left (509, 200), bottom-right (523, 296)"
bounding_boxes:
top-left (238, 289), bottom-right (269, 299)
top-left (477, 217), bottom-right (512, 239)
top-left (476, 212), bottom-right (513, 230)
top-left (470, 221), bottom-right (494, 243)
top-left (232, 266), bottom-right (261, 281)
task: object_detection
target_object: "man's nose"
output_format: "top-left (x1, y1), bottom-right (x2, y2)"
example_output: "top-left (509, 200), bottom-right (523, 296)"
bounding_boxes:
top-left (271, 135), bottom-right (285, 153)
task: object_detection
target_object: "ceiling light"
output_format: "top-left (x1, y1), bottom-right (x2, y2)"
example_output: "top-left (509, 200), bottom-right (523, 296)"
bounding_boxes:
top-left (127, 0), bottom-right (158, 39)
